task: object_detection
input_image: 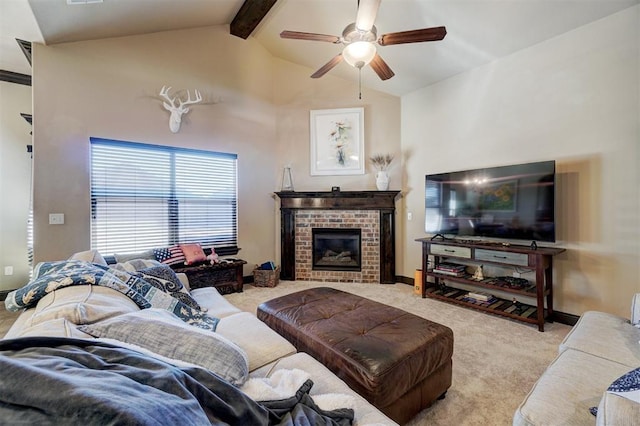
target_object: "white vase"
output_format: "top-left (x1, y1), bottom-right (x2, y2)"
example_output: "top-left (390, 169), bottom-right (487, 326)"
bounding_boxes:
top-left (281, 166), bottom-right (294, 191)
top-left (375, 170), bottom-right (389, 190)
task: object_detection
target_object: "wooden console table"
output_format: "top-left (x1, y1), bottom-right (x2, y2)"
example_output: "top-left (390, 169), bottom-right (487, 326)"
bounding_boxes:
top-left (416, 238), bottom-right (565, 331)
top-left (173, 260), bottom-right (246, 295)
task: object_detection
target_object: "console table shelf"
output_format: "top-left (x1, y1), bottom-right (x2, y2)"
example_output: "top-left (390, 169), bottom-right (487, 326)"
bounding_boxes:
top-left (424, 286), bottom-right (546, 327)
top-left (416, 238), bottom-right (565, 331)
top-left (428, 272), bottom-right (545, 298)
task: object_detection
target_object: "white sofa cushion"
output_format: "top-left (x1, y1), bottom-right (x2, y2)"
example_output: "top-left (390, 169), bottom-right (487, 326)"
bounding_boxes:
top-left (68, 249), bottom-right (107, 266)
top-left (559, 311), bottom-right (640, 368)
top-left (592, 367), bottom-right (640, 424)
top-left (215, 312), bottom-right (296, 372)
top-left (5, 318), bottom-right (94, 339)
top-left (190, 287), bottom-right (242, 318)
top-left (78, 308), bottom-right (249, 386)
top-left (513, 348), bottom-right (633, 426)
top-left (251, 352), bottom-right (397, 426)
top-left (8, 285), bottom-right (139, 333)
top-left (596, 387), bottom-right (640, 426)
top-left (113, 250), bottom-right (156, 264)
top-left (632, 293), bottom-right (640, 326)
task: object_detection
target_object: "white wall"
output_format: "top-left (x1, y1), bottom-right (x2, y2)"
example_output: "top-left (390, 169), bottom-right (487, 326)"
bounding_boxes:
top-left (273, 58), bottom-right (402, 192)
top-left (0, 81), bottom-right (32, 291)
top-left (271, 58), bottom-right (403, 273)
top-left (29, 24), bottom-right (403, 279)
top-left (401, 6), bottom-right (639, 317)
top-left (31, 26), bottom-right (278, 273)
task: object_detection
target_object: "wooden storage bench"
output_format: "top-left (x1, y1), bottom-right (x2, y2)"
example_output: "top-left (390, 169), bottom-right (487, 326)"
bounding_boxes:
top-left (173, 260), bottom-right (246, 295)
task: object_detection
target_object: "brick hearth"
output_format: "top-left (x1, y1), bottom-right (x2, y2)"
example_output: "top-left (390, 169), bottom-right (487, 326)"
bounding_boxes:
top-left (275, 191), bottom-right (401, 284)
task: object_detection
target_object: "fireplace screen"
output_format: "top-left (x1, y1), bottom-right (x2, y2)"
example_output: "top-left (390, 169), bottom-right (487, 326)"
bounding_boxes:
top-left (312, 228), bottom-right (361, 271)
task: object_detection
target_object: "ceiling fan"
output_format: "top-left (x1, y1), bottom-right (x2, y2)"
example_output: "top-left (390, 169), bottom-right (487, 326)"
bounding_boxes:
top-left (280, 0), bottom-right (446, 81)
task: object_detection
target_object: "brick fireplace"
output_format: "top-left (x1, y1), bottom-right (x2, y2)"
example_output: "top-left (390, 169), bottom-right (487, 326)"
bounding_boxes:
top-left (275, 191), bottom-right (401, 283)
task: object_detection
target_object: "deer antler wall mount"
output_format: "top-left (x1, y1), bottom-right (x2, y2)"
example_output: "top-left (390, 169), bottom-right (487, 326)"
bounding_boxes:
top-left (159, 86), bottom-right (203, 133)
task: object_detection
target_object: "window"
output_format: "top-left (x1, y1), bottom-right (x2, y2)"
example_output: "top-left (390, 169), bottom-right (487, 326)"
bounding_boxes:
top-left (90, 138), bottom-right (238, 256)
top-left (424, 178), bottom-right (443, 233)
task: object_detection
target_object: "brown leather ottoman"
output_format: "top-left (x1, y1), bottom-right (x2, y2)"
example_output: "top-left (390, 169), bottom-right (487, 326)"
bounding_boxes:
top-left (257, 287), bottom-right (453, 425)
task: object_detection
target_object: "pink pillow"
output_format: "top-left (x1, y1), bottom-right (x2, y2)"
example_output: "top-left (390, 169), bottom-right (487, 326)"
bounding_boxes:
top-left (180, 243), bottom-right (206, 265)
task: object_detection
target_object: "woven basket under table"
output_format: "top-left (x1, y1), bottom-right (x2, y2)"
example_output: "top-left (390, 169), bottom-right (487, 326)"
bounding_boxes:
top-left (253, 266), bottom-right (280, 287)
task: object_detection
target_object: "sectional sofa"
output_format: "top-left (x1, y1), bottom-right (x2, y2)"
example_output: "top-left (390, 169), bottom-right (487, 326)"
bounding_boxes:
top-left (514, 294), bottom-right (640, 425)
top-left (1, 253), bottom-right (397, 425)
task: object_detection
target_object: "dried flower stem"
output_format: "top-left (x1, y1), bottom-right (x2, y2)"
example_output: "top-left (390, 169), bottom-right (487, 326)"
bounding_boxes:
top-left (369, 153), bottom-right (394, 171)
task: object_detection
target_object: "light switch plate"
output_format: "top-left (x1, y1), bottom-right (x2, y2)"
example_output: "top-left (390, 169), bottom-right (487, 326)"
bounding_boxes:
top-left (49, 213), bottom-right (65, 225)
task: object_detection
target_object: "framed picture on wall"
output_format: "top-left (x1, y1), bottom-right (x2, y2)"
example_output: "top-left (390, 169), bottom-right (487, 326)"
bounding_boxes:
top-left (310, 107), bottom-right (364, 176)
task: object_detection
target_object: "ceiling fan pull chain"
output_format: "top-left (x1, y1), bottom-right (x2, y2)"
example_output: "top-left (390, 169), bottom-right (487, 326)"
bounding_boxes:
top-left (359, 68), bottom-right (362, 99)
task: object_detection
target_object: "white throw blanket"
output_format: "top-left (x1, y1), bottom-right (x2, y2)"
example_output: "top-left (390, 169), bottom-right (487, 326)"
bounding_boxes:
top-left (241, 368), bottom-right (356, 412)
top-left (99, 342), bottom-right (356, 414)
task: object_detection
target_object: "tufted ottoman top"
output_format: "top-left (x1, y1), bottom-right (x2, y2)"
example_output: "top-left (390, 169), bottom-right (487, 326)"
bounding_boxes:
top-left (257, 287), bottom-right (453, 416)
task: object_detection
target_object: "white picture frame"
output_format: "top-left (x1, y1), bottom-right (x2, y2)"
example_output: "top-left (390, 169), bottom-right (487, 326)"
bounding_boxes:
top-left (310, 107), bottom-right (364, 176)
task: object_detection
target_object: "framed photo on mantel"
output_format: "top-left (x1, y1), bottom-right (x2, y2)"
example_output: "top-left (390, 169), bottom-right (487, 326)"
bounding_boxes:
top-left (310, 107), bottom-right (364, 176)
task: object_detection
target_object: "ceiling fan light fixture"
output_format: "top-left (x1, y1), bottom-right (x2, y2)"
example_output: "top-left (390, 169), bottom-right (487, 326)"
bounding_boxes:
top-left (343, 41), bottom-right (376, 69)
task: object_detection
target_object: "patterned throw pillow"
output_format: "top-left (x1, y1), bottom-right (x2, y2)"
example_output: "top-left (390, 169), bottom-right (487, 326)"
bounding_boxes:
top-left (153, 246), bottom-right (186, 266)
top-left (180, 243), bottom-right (207, 265)
top-left (104, 266), bottom-right (218, 331)
top-left (135, 266), bottom-right (202, 311)
top-left (78, 309), bottom-right (249, 386)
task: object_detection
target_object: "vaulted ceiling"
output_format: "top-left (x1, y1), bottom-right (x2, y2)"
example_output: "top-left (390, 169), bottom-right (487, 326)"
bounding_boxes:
top-left (1, 0), bottom-right (638, 96)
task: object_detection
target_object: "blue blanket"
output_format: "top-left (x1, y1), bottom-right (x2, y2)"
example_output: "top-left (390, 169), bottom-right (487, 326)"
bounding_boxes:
top-left (0, 337), bottom-right (354, 425)
top-left (4, 260), bottom-right (219, 330)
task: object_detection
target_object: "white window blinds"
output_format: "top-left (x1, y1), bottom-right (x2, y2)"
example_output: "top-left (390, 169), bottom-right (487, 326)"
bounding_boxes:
top-left (90, 138), bottom-right (238, 255)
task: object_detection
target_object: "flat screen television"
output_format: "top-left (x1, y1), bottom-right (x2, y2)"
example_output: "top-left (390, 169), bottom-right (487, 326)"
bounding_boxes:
top-left (425, 160), bottom-right (556, 243)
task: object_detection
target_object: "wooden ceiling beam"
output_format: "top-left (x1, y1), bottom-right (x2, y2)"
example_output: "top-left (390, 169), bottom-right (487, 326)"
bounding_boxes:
top-left (16, 39), bottom-right (32, 67)
top-left (0, 70), bottom-right (31, 86)
top-left (230, 0), bottom-right (278, 39)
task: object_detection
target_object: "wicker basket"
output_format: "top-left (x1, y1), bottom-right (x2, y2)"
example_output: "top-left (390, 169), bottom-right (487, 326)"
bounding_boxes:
top-left (253, 266), bottom-right (280, 287)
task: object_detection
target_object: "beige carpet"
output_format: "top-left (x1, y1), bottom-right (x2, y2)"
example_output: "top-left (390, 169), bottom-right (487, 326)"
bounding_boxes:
top-left (225, 280), bottom-right (571, 426)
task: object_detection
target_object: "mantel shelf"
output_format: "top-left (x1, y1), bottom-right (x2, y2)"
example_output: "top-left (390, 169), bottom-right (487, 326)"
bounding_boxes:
top-left (275, 190), bottom-right (401, 210)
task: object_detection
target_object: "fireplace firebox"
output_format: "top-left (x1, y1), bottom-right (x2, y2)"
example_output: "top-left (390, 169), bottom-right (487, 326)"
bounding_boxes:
top-left (312, 228), bottom-right (361, 271)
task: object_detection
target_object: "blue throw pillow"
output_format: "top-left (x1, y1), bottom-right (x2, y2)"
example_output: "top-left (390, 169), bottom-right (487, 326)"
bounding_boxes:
top-left (135, 266), bottom-right (202, 311)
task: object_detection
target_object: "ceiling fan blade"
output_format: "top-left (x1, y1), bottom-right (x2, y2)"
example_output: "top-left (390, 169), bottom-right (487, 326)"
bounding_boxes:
top-left (311, 54), bottom-right (344, 78)
top-left (370, 53), bottom-right (394, 80)
top-left (356, 0), bottom-right (381, 31)
top-left (378, 26), bottom-right (447, 46)
top-left (280, 30), bottom-right (340, 43)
